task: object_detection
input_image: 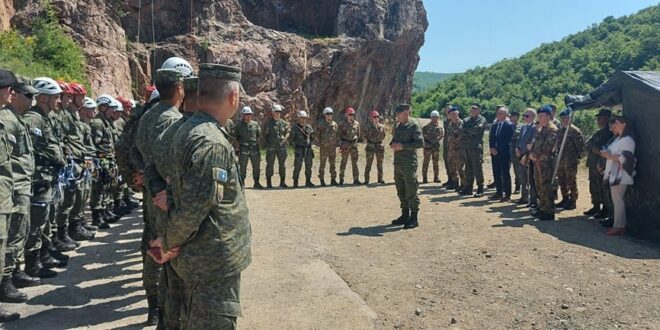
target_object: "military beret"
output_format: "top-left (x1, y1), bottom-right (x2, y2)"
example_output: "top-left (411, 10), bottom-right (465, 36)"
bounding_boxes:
top-left (559, 109), bottom-right (571, 117)
top-left (0, 69), bottom-right (18, 89)
top-left (538, 105), bottom-right (553, 115)
top-left (156, 69), bottom-right (184, 85)
top-left (448, 106), bottom-right (459, 113)
top-left (13, 76), bottom-right (38, 95)
top-left (595, 108), bottom-right (612, 118)
top-left (395, 103), bottom-right (411, 113)
top-left (183, 76), bottom-right (198, 92)
top-left (198, 63), bottom-right (242, 82)
top-left (510, 111), bottom-right (520, 117)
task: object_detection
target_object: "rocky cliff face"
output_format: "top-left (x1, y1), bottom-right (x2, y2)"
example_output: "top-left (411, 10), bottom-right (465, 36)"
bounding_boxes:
top-left (7, 0), bottom-right (427, 122)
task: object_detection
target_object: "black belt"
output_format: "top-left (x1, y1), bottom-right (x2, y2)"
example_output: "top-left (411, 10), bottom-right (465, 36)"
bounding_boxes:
top-left (367, 141), bottom-right (382, 144)
top-left (240, 143), bottom-right (258, 146)
top-left (295, 144), bottom-right (311, 148)
top-left (341, 139), bottom-right (357, 143)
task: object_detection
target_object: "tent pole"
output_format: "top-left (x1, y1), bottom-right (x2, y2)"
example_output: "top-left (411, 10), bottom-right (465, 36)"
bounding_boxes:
top-left (551, 105), bottom-right (573, 185)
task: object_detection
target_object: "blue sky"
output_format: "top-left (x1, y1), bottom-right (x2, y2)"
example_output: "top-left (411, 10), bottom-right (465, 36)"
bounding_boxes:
top-left (418, 0), bottom-right (658, 73)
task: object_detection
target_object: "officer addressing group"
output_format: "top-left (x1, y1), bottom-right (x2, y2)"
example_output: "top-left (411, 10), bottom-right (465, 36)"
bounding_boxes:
top-left (390, 104), bottom-right (423, 230)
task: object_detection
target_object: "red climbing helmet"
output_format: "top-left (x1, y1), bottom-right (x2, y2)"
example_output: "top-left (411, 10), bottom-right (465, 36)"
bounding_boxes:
top-left (57, 81), bottom-right (73, 95)
top-left (69, 82), bottom-right (87, 96)
top-left (345, 107), bottom-right (355, 115)
top-left (116, 95), bottom-right (133, 110)
top-left (370, 111), bottom-right (379, 118)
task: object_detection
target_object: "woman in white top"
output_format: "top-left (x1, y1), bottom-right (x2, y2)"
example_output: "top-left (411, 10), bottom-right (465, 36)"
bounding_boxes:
top-left (599, 116), bottom-right (636, 236)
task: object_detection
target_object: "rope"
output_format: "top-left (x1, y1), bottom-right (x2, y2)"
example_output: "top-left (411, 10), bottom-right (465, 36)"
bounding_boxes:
top-left (135, 0), bottom-right (141, 97)
top-left (151, 0), bottom-right (156, 81)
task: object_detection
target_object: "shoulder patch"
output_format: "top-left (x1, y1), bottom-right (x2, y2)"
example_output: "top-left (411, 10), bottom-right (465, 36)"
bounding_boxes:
top-left (32, 128), bottom-right (42, 137)
top-left (213, 167), bottom-right (228, 184)
top-left (7, 134), bottom-right (16, 143)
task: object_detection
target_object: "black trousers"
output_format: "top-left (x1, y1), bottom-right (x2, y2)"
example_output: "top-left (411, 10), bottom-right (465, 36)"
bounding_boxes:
top-left (492, 153), bottom-right (512, 196)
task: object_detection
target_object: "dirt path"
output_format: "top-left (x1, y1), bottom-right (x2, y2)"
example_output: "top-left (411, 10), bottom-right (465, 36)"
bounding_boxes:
top-left (6, 157), bottom-right (660, 329)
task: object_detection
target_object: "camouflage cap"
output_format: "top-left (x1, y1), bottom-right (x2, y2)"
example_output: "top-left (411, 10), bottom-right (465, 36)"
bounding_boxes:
top-left (0, 69), bottom-right (17, 89)
top-left (395, 103), bottom-right (411, 113)
top-left (183, 76), bottom-right (199, 92)
top-left (198, 63), bottom-right (242, 82)
top-left (155, 68), bottom-right (184, 85)
top-left (559, 109), bottom-right (571, 117)
top-left (595, 108), bottom-right (612, 118)
top-left (13, 76), bottom-right (39, 94)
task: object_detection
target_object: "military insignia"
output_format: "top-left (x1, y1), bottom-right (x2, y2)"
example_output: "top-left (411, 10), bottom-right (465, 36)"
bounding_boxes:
top-left (213, 167), bottom-right (228, 184)
top-left (7, 134), bottom-right (16, 143)
top-left (32, 128), bottom-right (42, 136)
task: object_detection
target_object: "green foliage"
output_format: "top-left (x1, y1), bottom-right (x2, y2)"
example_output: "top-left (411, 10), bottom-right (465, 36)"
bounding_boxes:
top-left (413, 72), bottom-right (456, 92)
top-left (412, 5), bottom-right (659, 136)
top-left (0, 2), bottom-right (88, 86)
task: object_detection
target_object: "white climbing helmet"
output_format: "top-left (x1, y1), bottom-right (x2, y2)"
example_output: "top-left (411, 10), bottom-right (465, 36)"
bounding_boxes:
top-left (323, 107), bottom-right (333, 115)
top-left (110, 98), bottom-right (124, 112)
top-left (32, 77), bottom-right (63, 95)
top-left (298, 111), bottom-right (308, 118)
top-left (149, 89), bottom-right (160, 102)
top-left (82, 97), bottom-right (97, 109)
top-left (96, 94), bottom-right (115, 107)
top-left (430, 110), bottom-right (440, 118)
top-left (272, 104), bottom-right (284, 112)
top-left (241, 106), bottom-right (253, 115)
top-left (161, 57), bottom-right (194, 78)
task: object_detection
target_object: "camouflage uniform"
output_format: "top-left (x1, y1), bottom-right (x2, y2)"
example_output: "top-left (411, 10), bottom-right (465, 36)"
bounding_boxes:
top-left (262, 117), bottom-right (289, 184)
top-left (89, 114), bottom-right (118, 214)
top-left (421, 121), bottom-right (443, 182)
top-left (0, 116), bottom-right (16, 296)
top-left (0, 107), bottom-right (33, 276)
top-left (460, 115), bottom-right (487, 192)
top-left (586, 127), bottom-right (613, 206)
top-left (316, 119), bottom-right (338, 183)
top-left (290, 123), bottom-right (314, 184)
top-left (556, 124), bottom-right (585, 203)
top-left (338, 119), bottom-right (360, 182)
top-left (363, 121), bottom-right (385, 183)
top-left (510, 123), bottom-right (523, 189)
top-left (392, 118), bottom-right (423, 211)
top-left (22, 106), bottom-right (64, 257)
top-left (530, 123), bottom-right (559, 215)
top-left (442, 118), bottom-right (450, 182)
top-left (235, 120), bottom-right (261, 182)
top-left (167, 111), bottom-right (251, 329)
top-left (73, 117), bottom-right (96, 227)
top-left (446, 118), bottom-right (465, 188)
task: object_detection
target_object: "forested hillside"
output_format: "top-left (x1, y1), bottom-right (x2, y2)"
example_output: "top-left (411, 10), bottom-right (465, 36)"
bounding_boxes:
top-left (413, 71), bottom-right (456, 92)
top-left (412, 5), bottom-right (659, 128)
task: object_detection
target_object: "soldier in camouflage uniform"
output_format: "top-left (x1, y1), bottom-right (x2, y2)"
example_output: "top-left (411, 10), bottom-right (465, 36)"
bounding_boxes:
top-left (363, 110), bottom-right (386, 185)
top-left (316, 107), bottom-right (339, 186)
top-left (235, 106), bottom-right (262, 188)
top-left (150, 63), bottom-right (251, 330)
top-left (445, 106), bottom-right (465, 191)
top-left (529, 106), bottom-right (559, 220)
top-left (509, 111), bottom-right (522, 194)
top-left (554, 110), bottom-right (585, 210)
top-left (22, 77), bottom-right (65, 279)
top-left (390, 104), bottom-right (423, 229)
top-left (421, 110), bottom-right (443, 184)
top-left (441, 105), bottom-right (451, 187)
top-left (76, 97), bottom-right (100, 233)
top-left (459, 104), bottom-right (487, 196)
top-left (583, 109), bottom-right (613, 218)
top-left (0, 69), bottom-right (21, 322)
top-left (2, 78), bottom-right (42, 292)
top-left (290, 111), bottom-right (315, 188)
top-left (262, 104), bottom-right (289, 188)
top-left (338, 107), bottom-right (361, 185)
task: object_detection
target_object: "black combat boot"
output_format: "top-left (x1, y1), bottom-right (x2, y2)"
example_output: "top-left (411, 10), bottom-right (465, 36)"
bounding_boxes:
top-left (52, 231), bottom-right (76, 252)
top-left (69, 219), bottom-right (95, 241)
top-left (338, 178), bottom-right (344, 186)
top-left (146, 294), bottom-right (160, 326)
top-left (404, 211), bottom-right (419, 229)
top-left (422, 176), bottom-right (428, 184)
top-left (554, 197), bottom-right (568, 209)
top-left (320, 178), bottom-right (326, 187)
top-left (104, 207), bottom-right (121, 224)
top-left (536, 211), bottom-right (556, 221)
top-left (474, 185), bottom-right (484, 197)
top-left (305, 177), bottom-right (315, 187)
top-left (279, 175), bottom-right (288, 188)
top-left (378, 176), bottom-right (385, 184)
top-left (391, 208), bottom-right (410, 226)
top-left (123, 195), bottom-right (140, 209)
top-left (0, 307), bottom-right (19, 323)
top-left (12, 268), bottom-right (41, 288)
top-left (595, 207), bottom-right (609, 220)
top-left (364, 176), bottom-right (370, 185)
top-left (445, 180), bottom-right (456, 190)
top-left (441, 181), bottom-right (450, 187)
top-left (459, 187), bottom-right (472, 196)
top-left (25, 252), bottom-right (57, 279)
top-left (293, 178), bottom-right (299, 188)
top-left (58, 226), bottom-right (80, 248)
top-left (40, 247), bottom-right (66, 269)
top-left (564, 198), bottom-right (577, 210)
top-left (353, 179), bottom-right (361, 185)
top-left (48, 248), bottom-right (69, 265)
top-left (0, 276), bottom-right (28, 303)
top-left (514, 184), bottom-right (521, 194)
top-left (266, 177), bottom-right (273, 189)
top-left (583, 203), bottom-right (601, 216)
top-left (253, 180), bottom-right (264, 189)
top-left (331, 178), bottom-right (339, 186)
top-left (92, 210), bottom-right (110, 229)
top-left (114, 199), bottom-right (131, 216)
top-left (433, 176), bottom-right (441, 183)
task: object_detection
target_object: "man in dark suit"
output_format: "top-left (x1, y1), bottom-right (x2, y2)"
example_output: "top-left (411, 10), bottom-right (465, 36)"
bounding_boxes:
top-left (488, 107), bottom-right (515, 201)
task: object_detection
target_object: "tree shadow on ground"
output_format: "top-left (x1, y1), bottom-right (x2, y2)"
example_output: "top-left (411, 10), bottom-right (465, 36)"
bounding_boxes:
top-left (491, 205), bottom-right (660, 259)
top-left (336, 223), bottom-right (405, 237)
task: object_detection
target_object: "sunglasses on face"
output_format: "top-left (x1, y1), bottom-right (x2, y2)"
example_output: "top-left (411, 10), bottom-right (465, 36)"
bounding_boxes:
top-left (524, 115), bottom-right (530, 118)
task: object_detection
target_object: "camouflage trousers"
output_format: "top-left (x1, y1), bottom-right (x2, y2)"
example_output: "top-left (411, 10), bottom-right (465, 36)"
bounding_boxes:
top-left (238, 145), bottom-right (261, 181)
top-left (364, 143), bottom-right (384, 182)
top-left (318, 144), bottom-right (337, 180)
top-left (394, 163), bottom-right (420, 211)
top-left (0, 214), bottom-right (7, 282)
top-left (446, 147), bottom-right (465, 186)
top-left (442, 144), bottom-right (450, 179)
top-left (339, 143), bottom-right (359, 181)
top-left (141, 194), bottom-right (162, 300)
top-left (5, 194), bottom-right (30, 276)
top-left (182, 274), bottom-right (242, 330)
top-left (293, 146), bottom-right (314, 180)
top-left (534, 160), bottom-right (556, 214)
top-left (462, 147), bottom-right (484, 190)
top-left (26, 184), bottom-right (53, 253)
top-left (557, 161), bottom-right (579, 201)
top-left (587, 162), bottom-right (604, 204)
top-left (161, 262), bottom-right (184, 330)
top-left (265, 147), bottom-right (287, 179)
top-left (422, 147), bottom-right (440, 180)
